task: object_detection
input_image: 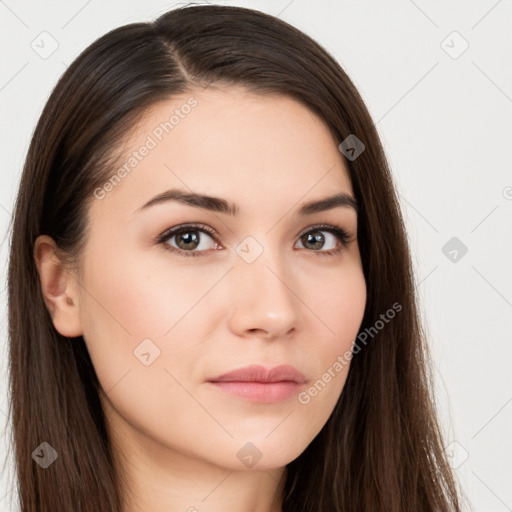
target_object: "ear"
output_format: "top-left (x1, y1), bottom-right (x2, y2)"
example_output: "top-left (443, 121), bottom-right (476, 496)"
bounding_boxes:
top-left (33, 235), bottom-right (83, 338)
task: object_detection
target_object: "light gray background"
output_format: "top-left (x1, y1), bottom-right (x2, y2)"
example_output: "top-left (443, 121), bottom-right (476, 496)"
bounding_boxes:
top-left (1, 1), bottom-right (511, 510)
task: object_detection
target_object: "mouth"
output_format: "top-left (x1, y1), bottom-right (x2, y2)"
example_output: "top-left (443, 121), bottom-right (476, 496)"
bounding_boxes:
top-left (207, 364), bottom-right (307, 403)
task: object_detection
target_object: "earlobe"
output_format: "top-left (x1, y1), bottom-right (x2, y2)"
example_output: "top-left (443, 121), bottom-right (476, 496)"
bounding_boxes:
top-left (33, 235), bottom-right (83, 338)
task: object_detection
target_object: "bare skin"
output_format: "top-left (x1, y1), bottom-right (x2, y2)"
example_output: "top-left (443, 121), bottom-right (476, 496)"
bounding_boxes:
top-left (34, 85), bottom-right (367, 512)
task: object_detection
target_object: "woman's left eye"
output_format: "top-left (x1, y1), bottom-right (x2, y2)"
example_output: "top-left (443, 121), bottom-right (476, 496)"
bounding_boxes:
top-left (296, 226), bottom-right (352, 255)
top-left (157, 223), bottom-right (353, 258)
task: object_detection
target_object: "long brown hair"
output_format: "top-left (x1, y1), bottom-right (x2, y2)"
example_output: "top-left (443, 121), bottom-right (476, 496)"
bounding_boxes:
top-left (6, 4), bottom-right (462, 511)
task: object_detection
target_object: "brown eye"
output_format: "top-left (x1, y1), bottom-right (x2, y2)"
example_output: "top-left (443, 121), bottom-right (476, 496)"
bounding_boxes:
top-left (173, 230), bottom-right (201, 250)
top-left (300, 231), bottom-right (327, 250)
top-left (295, 225), bottom-right (351, 255)
top-left (158, 224), bottom-right (221, 257)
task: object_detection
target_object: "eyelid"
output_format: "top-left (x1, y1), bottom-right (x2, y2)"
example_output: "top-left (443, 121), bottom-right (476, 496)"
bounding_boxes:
top-left (157, 222), bottom-right (218, 243)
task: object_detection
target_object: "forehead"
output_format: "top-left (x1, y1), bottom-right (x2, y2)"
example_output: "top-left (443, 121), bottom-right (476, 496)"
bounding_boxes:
top-left (93, 86), bottom-right (354, 219)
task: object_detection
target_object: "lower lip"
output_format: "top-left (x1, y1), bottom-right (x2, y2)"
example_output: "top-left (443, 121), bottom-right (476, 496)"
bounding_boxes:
top-left (208, 381), bottom-right (304, 403)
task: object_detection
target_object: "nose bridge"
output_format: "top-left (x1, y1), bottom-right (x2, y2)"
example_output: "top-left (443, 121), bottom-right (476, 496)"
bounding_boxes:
top-left (235, 232), bottom-right (291, 293)
top-left (228, 233), bottom-right (299, 337)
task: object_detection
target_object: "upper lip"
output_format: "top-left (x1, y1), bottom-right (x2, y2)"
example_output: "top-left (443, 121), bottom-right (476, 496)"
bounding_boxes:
top-left (208, 364), bottom-right (307, 384)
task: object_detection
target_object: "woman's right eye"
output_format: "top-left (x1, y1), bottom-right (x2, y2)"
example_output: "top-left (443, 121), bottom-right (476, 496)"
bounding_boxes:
top-left (158, 224), bottom-right (221, 258)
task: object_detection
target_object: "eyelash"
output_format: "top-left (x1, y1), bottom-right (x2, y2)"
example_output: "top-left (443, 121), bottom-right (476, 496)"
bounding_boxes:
top-left (156, 222), bottom-right (354, 258)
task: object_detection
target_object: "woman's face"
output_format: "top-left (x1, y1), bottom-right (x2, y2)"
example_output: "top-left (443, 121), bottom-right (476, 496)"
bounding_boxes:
top-left (51, 86), bottom-right (366, 472)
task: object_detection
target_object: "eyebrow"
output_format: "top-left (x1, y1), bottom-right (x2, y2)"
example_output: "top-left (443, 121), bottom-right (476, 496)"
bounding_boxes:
top-left (135, 188), bottom-right (358, 216)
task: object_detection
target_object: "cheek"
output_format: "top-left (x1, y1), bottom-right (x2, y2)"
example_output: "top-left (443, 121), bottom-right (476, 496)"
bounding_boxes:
top-left (322, 271), bottom-right (366, 328)
top-left (80, 249), bottom-right (210, 340)
top-left (77, 249), bottom-right (222, 394)
top-left (298, 263), bottom-right (366, 404)
top-left (308, 259), bottom-right (367, 350)
top-left (77, 256), bottom-right (215, 450)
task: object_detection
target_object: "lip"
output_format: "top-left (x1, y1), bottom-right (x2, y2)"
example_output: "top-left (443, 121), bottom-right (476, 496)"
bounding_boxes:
top-left (207, 364), bottom-right (307, 403)
top-left (208, 364), bottom-right (307, 384)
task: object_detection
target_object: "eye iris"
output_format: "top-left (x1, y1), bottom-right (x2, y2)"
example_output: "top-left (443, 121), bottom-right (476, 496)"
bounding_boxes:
top-left (302, 231), bottom-right (325, 250)
top-left (176, 231), bottom-right (200, 250)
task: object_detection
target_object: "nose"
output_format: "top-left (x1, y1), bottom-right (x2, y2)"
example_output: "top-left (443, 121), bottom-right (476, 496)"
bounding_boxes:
top-left (227, 246), bottom-right (300, 341)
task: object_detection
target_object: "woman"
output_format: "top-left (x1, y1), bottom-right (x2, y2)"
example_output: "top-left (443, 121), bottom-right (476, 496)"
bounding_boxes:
top-left (6, 4), bottom-right (463, 511)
